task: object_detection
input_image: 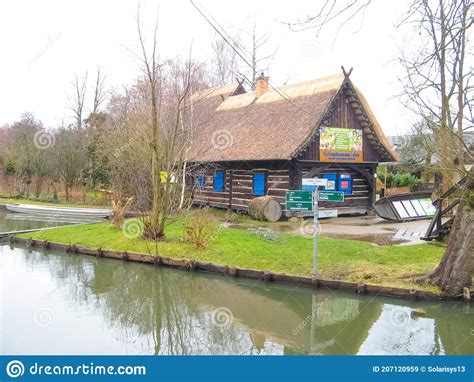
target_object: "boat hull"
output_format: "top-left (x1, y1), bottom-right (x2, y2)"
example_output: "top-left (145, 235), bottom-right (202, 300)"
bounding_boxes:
top-left (374, 192), bottom-right (434, 222)
top-left (5, 204), bottom-right (111, 219)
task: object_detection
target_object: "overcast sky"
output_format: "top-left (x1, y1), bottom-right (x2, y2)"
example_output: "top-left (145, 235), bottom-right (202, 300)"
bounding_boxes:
top-left (0, 0), bottom-right (416, 136)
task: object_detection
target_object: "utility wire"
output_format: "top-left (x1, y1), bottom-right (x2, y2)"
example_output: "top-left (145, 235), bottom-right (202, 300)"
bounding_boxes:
top-left (189, 0), bottom-right (314, 116)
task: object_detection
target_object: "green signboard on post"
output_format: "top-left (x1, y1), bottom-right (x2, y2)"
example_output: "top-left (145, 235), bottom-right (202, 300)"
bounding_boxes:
top-left (318, 191), bottom-right (345, 202)
top-left (286, 190), bottom-right (313, 211)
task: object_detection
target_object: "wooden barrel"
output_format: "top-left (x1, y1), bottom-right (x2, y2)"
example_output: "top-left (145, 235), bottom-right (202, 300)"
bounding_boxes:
top-left (248, 196), bottom-right (282, 222)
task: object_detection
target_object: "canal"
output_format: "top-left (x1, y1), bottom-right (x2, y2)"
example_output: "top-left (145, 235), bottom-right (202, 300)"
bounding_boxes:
top-left (1, 244), bottom-right (472, 355)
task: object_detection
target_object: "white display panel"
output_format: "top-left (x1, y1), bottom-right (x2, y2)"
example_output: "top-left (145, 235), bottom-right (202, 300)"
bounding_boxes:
top-left (393, 201), bottom-right (409, 218)
top-left (401, 200), bottom-right (418, 218)
top-left (411, 199), bottom-right (427, 216)
top-left (419, 198), bottom-right (436, 216)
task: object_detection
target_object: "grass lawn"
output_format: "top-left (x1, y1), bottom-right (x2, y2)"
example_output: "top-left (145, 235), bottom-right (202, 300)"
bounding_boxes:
top-left (18, 212), bottom-right (446, 293)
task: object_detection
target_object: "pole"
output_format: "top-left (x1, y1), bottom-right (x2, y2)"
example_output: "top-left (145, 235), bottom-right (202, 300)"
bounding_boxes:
top-left (313, 186), bottom-right (319, 275)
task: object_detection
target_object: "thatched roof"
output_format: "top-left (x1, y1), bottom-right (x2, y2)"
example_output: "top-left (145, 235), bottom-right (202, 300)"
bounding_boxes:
top-left (187, 73), bottom-right (397, 162)
top-left (184, 82), bottom-right (245, 136)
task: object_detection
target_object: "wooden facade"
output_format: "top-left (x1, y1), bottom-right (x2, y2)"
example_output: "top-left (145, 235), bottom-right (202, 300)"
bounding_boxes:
top-left (188, 72), bottom-right (397, 218)
top-left (193, 161), bottom-right (291, 211)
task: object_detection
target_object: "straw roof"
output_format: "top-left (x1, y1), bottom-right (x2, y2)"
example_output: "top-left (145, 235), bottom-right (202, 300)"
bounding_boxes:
top-left (185, 82), bottom-right (245, 130)
top-left (187, 73), bottom-right (397, 162)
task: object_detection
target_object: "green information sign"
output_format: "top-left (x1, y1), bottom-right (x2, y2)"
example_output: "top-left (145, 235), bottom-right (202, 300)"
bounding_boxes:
top-left (318, 191), bottom-right (345, 202)
top-left (286, 190), bottom-right (313, 211)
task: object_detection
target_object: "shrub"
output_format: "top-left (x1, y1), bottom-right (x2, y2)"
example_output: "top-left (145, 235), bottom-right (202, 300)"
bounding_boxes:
top-left (391, 173), bottom-right (420, 188)
top-left (377, 170), bottom-right (420, 189)
top-left (4, 157), bottom-right (15, 175)
top-left (185, 208), bottom-right (219, 248)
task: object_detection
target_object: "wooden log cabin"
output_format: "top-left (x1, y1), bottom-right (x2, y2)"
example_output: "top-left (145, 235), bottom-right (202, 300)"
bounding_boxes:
top-left (186, 71), bottom-right (398, 217)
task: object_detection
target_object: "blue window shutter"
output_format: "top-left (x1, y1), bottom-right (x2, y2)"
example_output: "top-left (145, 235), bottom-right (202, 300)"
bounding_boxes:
top-left (253, 172), bottom-right (266, 196)
top-left (213, 171), bottom-right (224, 192)
top-left (197, 175), bottom-right (205, 189)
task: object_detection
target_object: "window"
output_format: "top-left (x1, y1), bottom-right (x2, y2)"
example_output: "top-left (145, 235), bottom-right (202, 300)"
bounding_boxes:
top-left (197, 175), bottom-right (205, 189)
top-left (213, 170), bottom-right (225, 192)
top-left (253, 172), bottom-right (266, 196)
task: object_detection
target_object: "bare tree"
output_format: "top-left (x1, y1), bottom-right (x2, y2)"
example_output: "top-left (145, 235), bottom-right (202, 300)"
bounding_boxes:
top-left (92, 67), bottom-right (107, 115)
top-left (240, 18), bottom-right (277, 89)
top-left (70, 72), bottom-right (88, 129)
top-left (52, 125), bottom-right (88, 202)
top-left (399, 0), bottom-right (474, 296)
top-left (210, 32), bottom-right (240, 86)
top-left (288, 0), bottom-right (473, 296)
top-left (135, 9), bottom-right (201, 239)
top-left (399, 0), bottom-right (473, 194)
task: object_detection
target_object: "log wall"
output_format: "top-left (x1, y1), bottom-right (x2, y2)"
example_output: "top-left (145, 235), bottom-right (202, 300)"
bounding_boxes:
top-left (193, 161), bottom-right (292, 211)
top-left (192, 160), bottom-right (376, 213)
top-left (298, 162), bottom-right (376, 209)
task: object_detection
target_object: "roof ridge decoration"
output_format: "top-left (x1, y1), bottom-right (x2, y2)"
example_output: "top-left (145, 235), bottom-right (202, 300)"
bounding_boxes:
top-left (186, 72), bottom-right (398, 163)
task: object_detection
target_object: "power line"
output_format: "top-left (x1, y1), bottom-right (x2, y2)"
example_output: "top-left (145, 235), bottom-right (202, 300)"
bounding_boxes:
top-left (189, 0), bottom-right (314, 116)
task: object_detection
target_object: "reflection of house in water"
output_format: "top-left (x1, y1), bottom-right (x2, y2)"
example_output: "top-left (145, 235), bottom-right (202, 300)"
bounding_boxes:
top-left (358, 305), bottom-right (444, 355)
top-left (188, 277), bottom-right (382, 355)
top-left (33, 248), bottom-right (473, 355)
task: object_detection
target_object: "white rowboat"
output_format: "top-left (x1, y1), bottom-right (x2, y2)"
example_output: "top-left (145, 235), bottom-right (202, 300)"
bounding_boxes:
top-left (5, 204), bottom-right (111, 219)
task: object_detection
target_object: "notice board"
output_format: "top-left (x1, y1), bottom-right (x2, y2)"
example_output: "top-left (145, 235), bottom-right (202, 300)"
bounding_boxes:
top-left (320, 127), bottom-right (363, 163)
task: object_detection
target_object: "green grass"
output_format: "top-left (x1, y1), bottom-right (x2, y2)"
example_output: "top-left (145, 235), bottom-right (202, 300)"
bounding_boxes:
top-left (19, 214), bottom-right (446, 293)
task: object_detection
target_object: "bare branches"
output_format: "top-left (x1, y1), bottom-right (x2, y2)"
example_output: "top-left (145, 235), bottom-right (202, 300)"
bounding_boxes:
top-left (399, 0), bottom-right (473, 190)
top-left (287, 0), bottom-right (372, 38)
top-left (70, 71), bottom-right (88, 129)
top-left (210, 32), bottom-right (240, 86)
top-left (92, 68), bottom-right (107, 115)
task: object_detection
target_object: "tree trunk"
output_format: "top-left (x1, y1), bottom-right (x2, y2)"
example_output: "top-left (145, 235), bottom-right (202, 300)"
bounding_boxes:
top-left (34, 177), bottom-right (43, 198)
top-left (178, 161), bottom-right (187, 210)
top-left (430, 180), bottom-right (474, 296)
top-left (65, 182), bottom-right (71, 202)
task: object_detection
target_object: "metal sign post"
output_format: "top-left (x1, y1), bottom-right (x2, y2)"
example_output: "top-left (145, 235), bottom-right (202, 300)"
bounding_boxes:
top-left (313, 186), bottom-right (319, 275)
top-left (288, 178), bottom-right (341, 276)
top-left (306, 178), bottom-right (328, 276)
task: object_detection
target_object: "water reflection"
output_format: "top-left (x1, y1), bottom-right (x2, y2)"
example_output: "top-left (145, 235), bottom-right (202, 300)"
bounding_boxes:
top-left (0, 210), bottom-right (92, 233)
top-left (1, 245), bottom-right (473, 355)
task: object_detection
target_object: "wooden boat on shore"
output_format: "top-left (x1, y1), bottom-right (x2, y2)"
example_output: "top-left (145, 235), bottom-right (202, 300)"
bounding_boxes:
top-left (373, 191), bottom-right (435, 222)
top-left (5, 203), bottom-right (112, 219)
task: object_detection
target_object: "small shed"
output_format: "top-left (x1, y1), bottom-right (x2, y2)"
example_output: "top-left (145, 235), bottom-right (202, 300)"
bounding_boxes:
top-left (186, 71), bottom-right (398, 217)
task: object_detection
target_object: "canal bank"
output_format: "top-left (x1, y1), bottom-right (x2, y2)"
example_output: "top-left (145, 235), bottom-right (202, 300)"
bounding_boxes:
top-left (1, 244), bottom-right (472, 355)
top-left (10, 236), bottom-right (460, 302)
